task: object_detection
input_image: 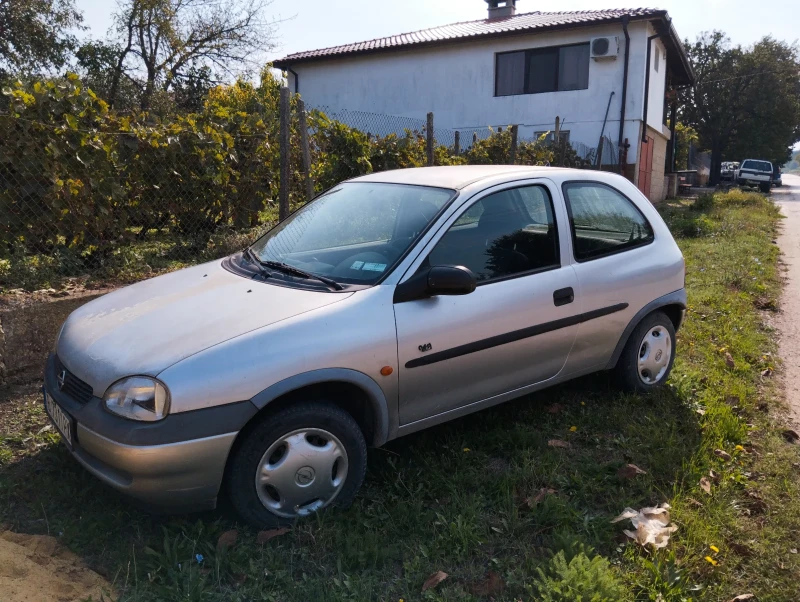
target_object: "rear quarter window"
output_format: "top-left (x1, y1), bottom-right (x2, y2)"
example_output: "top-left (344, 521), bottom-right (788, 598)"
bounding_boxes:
top-left (562, 182), bottom-right (654, 262)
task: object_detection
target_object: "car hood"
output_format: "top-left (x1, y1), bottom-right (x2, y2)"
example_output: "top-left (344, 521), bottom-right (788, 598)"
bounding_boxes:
top-left (57, 260), bottom-right (352, 395)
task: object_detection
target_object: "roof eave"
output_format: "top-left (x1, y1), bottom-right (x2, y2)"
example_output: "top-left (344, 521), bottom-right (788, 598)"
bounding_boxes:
top-left (274, 10), bottom-right (679, 71)
top-left (649, 14), bottom-right (695, 86)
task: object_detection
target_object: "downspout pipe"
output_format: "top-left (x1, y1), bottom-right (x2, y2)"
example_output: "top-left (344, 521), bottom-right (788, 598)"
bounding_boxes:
top-left (617, 15), bottom-right (630, 155)
top-left (641, 32), bottom-right (661, 142)
top-left (287, 67), bottom-right (299, 94)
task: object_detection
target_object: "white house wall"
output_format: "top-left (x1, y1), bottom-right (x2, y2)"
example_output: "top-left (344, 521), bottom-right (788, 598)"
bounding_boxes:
top-left (645, 26), bottom-right (668, 132)
top-left (288, 20), bottom-right (666, 164)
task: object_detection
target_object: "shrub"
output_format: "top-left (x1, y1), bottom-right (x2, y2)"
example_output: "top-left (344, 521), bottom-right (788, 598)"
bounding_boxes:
top-left (531, 550), bottom-right (629, 602)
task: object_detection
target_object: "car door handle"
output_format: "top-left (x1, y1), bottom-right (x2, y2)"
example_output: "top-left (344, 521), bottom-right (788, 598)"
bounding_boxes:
top-left (553, 287), bottom-right (574, 307)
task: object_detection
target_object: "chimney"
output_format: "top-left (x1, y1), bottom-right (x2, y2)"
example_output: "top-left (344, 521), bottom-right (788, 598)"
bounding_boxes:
top-left (486, 0), bottom-right (517, 19)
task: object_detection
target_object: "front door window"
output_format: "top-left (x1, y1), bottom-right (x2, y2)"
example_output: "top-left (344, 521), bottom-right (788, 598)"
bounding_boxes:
top-left (427, 185), bottom-right (560, 281)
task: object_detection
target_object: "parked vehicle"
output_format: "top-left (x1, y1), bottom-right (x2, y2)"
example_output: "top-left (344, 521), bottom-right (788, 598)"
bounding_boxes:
top-left (737, 159), bottom-right (774, 192)
top-left (44, 166), bottom-right (686, 527)
top-left (772, 165), bottom-right (782, 187)
top-left (720, 161), bottom-right (739, 182)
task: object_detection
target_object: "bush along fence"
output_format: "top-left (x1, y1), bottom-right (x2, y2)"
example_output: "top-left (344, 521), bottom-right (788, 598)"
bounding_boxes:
top-left (0, 73), bottom-right (617, 292)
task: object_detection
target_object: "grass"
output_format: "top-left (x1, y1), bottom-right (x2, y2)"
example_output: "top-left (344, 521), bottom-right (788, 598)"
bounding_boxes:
top-left (1, 189), bottom-right (799, 601)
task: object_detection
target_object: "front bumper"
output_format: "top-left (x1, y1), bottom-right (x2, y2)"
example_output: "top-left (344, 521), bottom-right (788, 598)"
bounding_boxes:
top-left (43, 354), bottom-right (256, 511)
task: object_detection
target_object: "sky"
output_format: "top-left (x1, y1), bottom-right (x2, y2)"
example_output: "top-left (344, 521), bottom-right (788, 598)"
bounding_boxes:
top-left (76, 0), bottom-right (797, 62)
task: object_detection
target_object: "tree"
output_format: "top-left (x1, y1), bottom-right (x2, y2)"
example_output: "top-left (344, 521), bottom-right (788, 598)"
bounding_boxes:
top-left (679, 32), bottom-right (800, 185)
top-left (107, 0), bottom-right (278, 110)
top-left (0, 0), bottom-right (83, 77)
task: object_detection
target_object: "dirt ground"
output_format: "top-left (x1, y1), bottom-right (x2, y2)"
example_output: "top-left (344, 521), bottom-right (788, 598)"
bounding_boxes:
top-left (772, 173), bottom-right (800, 429)
top-left (0, 531), bottom-right (112, 601)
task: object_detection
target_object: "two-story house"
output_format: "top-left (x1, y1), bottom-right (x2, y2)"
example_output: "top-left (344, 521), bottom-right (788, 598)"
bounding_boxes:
top-left (274, 2), bottom-right (694, 202)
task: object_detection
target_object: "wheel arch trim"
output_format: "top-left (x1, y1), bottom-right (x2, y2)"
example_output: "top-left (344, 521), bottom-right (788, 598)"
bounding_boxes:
top-left (605, 288), bottom-right (687, 370)
top-left (249, 369), bottom-right (390, 447)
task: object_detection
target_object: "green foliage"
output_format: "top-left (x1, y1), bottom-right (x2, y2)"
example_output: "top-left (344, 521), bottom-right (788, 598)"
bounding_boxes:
top-left (0, 0), bottom-right (83, 77)
top-left (673, 122), bottom-right (699, 171)
top-left (679, 32), bottom-right (800, 182)
top-left (532, 549), bottom-right (629, 602)
top-left (311, 112), bottom-right (372, 189)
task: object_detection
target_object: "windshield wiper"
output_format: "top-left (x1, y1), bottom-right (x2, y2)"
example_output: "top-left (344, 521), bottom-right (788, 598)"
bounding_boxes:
top-left (258, 257), bottom-right (344, 291)
top-left (243, 247), bottom-right (272, 279)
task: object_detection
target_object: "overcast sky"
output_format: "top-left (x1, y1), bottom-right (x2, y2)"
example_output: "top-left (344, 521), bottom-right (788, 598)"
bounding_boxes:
top-left (76, 0), bottom-right (796, 62)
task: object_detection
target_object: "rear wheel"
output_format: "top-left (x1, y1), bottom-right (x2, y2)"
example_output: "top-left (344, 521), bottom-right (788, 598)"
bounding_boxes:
top-left (227, 402), bottom-right (367, 528)
top-left (760, 182), bottom-right (771, 193)
top-left (613, 311), bottom-right (676, 393)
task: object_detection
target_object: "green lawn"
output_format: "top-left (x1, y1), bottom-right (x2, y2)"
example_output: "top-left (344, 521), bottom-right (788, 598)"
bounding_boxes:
top-left (1, 189), bottom-right (798, 601)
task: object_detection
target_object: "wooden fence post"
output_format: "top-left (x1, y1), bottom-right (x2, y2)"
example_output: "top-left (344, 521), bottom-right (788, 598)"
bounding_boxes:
top-left (509, 125), bottom-right (518, 164)
top-left (473, 132), bottom-right (478, 145)
top-left (279, 86), bottom-right (290, 221)
top-left (454, 131), bottom-right (460, 156)
top-left (296, 98), bottom-right (314, 202)
top-left (426, 112), bottom-right (434, 167)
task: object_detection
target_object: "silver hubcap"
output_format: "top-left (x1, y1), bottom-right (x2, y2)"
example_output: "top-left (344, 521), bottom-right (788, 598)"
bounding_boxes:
top-left (255, 428), bottom-right (348, 518)
top-left (638, 325), bottom-right (672, 384)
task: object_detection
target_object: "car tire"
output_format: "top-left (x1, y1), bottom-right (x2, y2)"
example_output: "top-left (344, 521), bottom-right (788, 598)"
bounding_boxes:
top-left (760, 183), bottom-right (770, 193)
top-left (226, 402), bottom-right (367, 529)
top-left (613, 311), bottom-right (676, 394)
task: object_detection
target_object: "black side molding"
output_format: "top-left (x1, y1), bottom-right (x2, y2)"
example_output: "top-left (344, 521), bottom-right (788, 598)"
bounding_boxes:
top-left (405, 303), bottom-right (628, 369)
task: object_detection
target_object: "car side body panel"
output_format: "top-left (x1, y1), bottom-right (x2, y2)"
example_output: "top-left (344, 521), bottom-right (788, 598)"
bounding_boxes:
top-left (156, 284), bottom-right (400, 434)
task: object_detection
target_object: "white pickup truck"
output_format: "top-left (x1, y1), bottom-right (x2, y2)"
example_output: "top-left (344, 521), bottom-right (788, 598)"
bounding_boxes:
top-left (737, 159), bottom-right (774, 193)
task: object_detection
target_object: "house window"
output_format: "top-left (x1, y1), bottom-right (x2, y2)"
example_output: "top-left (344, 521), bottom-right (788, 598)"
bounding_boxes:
top-left (495, 43), bottom-right (590, 96)
top-left (654, 47), bottom-right (660, 72)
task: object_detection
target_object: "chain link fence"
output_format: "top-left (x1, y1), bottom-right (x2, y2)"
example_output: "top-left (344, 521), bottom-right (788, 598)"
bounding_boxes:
top-left (1, 88), bottom-right (620, 293)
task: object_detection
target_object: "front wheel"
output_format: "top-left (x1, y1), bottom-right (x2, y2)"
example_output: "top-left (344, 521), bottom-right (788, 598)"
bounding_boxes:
top-left (613, 311), bottom-right (676, 393)
top-left (227, 402), bottom-right (367, 528)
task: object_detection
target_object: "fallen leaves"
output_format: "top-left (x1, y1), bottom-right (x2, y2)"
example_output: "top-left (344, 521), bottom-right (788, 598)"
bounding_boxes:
top-left (256, 527), bottom-right (290, 544)
top-left (611, 504), bottom-right (677, 549)
top-left (714, 449), bottom-right (733, 461)
top-left (547, 439), bottom-right (571, 449)
top-left (545, 403), bottom-right (564, 414)
top-left (725, 352), bottom-right (736, 368)
top-left (217, 530), bottom-right (238, 550)
top-left (700, 477), bottom-right (712, 494)
top-left (468, 570), bottom-right (505, 596)
top-left (727, 595), bottom-right (755, 602)
top-left (782, 429), bottom-right (799, 444)
top-left (421, 570), bottom-right (448, 592)
top-left (524, 487), bottom-right (557, 508)
top-left (617, 464), bottom-right (647, 480)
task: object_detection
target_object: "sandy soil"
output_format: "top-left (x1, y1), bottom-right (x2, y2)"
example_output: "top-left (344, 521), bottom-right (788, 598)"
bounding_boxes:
top-left (772, 173), bottom-right (800, 429)
top-left (0, 531), bottom-right (113, 602)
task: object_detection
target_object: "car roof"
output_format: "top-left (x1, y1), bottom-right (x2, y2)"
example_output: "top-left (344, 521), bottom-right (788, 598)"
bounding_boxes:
top-left (349, 165), bottom-right (591, 190)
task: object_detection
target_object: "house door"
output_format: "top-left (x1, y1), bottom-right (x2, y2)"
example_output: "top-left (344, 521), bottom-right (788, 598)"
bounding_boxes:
top-left (638, 136), bottom-right (654, 198)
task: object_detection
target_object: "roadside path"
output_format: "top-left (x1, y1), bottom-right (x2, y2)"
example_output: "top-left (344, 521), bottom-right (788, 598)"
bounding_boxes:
top-left (772, 173), bottom-right (800, 428)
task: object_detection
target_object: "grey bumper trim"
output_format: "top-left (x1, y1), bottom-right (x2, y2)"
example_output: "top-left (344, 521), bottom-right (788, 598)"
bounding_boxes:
top-left (44, 354), bottom-right (258, 446)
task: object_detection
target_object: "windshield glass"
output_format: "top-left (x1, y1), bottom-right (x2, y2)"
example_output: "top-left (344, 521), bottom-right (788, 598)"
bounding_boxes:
top-left (250, 182), bottom-right (454, 285)
top-left (742, 160), bottom-right (772, 172)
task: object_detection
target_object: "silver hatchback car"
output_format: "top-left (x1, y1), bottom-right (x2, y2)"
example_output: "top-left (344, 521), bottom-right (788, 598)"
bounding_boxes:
top-left (44, 166), bottom-right (686, 527)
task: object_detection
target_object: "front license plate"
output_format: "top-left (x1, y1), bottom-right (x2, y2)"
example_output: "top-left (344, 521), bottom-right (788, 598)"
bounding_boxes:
top-left (44, 390), bottom-right (73, 450)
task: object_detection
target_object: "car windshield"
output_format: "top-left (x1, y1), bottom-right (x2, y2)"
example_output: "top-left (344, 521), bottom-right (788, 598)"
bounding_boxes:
top-left (742, 160), bottom-right (772, 172)
top-left (249, 182), bottom-right (455, 286)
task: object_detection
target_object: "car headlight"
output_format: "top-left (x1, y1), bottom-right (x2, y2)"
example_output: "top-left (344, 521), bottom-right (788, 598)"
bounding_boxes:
top-left (103, 377), bottom-right (170, 421)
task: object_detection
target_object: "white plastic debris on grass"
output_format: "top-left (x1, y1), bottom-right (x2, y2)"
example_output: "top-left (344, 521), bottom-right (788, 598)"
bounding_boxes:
top-left (611, 503), bottom-right (678, 549)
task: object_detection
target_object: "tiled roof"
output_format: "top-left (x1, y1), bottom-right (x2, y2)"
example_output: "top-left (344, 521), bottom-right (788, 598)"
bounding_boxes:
top-left (274, 8), bottom-right (666, 66)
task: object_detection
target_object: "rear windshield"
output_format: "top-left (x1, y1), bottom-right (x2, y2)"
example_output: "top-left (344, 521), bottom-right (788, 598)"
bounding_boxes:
top-left (741, 160), bottom-right (772, 172)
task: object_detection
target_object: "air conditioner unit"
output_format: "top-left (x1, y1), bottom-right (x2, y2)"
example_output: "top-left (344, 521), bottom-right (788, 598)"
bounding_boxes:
top-left (590, 36), bottom-right (619, 59)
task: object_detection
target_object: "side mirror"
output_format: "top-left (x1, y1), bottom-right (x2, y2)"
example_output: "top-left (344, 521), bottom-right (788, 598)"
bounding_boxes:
top-left (427, 266), bottom-right (477, 296)
top-left (394, 265), bottom-right (477, 303)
